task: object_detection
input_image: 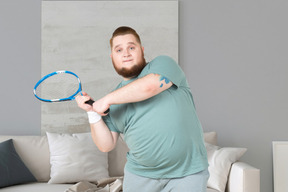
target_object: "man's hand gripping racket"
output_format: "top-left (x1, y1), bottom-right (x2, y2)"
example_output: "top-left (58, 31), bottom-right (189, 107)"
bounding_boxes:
top-left (33, 70), bottom-right (109, 114)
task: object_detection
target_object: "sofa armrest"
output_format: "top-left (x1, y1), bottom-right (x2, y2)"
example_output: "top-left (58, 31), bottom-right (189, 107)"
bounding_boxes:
top-left (226, 162), bottom-right (260, 192)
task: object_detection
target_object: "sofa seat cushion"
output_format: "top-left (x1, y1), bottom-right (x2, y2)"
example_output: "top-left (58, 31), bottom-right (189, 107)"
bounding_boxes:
top-left (0, 182), bottom-right (73, 192)
top-left (0, 182), bottom-right (218, 192)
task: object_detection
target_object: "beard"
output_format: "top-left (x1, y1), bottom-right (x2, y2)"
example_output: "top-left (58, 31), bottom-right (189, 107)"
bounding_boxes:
top-left (112, 54), bottom-right (146, 79)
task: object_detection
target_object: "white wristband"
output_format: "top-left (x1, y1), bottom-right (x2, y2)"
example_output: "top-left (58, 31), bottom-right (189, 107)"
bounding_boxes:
top-left (87, 111), bottom-right (101, 124)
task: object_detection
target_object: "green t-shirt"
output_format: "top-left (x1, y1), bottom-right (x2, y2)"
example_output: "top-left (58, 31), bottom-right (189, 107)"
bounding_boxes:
top-left (103, 55), bottom-right (208, 179)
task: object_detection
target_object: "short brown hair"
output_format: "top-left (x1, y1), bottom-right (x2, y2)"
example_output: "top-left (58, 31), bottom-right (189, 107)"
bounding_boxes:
top-left (110, 26), bottom-right (141, 48)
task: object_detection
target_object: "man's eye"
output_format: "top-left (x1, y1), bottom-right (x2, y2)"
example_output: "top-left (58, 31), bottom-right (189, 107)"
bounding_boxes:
top-left (129, 47), bottom-right (135, 50)
top-left (116, 49), bottom-right (122, 52)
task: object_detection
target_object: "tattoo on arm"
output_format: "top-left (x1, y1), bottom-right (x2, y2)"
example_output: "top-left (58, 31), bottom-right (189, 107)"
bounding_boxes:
top-left (159, 75), bottom-right (171, 88)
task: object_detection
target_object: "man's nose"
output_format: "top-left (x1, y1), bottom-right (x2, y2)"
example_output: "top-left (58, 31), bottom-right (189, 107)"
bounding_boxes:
top-left (123, 48), bottom-right (131, 57)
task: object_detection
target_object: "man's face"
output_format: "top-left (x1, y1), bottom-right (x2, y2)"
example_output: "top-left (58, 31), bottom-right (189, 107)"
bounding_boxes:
top-left (110, 34), bottom-right (146, 80)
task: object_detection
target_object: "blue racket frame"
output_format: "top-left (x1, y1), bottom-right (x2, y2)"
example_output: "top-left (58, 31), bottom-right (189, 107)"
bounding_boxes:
top-left (33, 70), bottom-right (82, 102)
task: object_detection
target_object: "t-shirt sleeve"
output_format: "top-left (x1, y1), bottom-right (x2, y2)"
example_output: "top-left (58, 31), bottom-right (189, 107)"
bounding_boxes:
top-left (102, 114), bottom-right (121, 133)
top-left (141, 55), bottom-right (184, 88)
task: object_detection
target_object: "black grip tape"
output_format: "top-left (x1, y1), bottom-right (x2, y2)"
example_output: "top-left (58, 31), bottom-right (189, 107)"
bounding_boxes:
top-left (84, 99), bottom-right (110, 114)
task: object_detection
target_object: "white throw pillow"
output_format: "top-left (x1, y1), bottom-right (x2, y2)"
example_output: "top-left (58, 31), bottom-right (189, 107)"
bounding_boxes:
top-left (205, 142), bottom-right (247, 192)
top-left (46, 132), bottom-right (109, 184)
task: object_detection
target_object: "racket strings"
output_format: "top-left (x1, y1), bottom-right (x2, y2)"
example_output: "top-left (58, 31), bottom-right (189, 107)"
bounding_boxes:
top-left (35, 73), bottom-right (80, 100)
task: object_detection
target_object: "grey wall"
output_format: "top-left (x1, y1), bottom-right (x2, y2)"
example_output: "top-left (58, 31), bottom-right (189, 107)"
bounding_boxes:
top-left (0, 0), bottom-right (41, 135)
top-left (1, 1), bottom-right (288, 192)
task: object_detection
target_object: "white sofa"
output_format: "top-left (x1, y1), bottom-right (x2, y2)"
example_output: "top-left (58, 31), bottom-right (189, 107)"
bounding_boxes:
top-left (0, 132), bottom-right (260, 192)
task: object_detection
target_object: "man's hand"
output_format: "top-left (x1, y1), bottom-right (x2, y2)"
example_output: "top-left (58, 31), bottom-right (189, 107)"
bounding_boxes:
top-left (92, 97), bottom-right (111, 116)
top-left (75, 92), bottom-right (93, 112)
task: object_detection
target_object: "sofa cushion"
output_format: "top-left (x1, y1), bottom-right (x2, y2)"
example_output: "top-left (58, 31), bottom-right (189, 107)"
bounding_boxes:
top-left (0, 182), bottom-right (73, 192)
top-left (0, 139), bottom-right (37, 188)
top-left (204, 131), bottom-right (217, 145)
top-left (207, 188), bottom-right (220, 192)
top-left (108, 134), bottom-right (129, 177)
top-left (46, 132), bottom-right (109, 184)
top-left (0, 135), bottom-right (51, 182)
top-left (205, 142), bottom-right (247, 192)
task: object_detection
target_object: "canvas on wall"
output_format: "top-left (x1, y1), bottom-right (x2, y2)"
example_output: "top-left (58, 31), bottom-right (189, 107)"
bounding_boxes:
top-left (41, 1), bottom-right (178, 134)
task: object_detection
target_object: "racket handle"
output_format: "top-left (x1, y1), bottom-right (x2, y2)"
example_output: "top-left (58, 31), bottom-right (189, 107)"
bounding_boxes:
top-left (84, 99), bottom-right (110, 114)
top-left (85, 99), bottom-right (95, 106)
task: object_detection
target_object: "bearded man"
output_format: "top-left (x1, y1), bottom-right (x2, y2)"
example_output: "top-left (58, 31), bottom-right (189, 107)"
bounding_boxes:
top-left (76, 26), bottom-right (209, 192)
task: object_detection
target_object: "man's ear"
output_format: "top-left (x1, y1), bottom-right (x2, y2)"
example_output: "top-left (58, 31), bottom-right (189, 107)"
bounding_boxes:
top-left (142, 46), bottom-right (144, 52)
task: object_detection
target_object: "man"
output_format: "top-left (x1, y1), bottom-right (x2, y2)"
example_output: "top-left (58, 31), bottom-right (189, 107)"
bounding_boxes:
top-left (76, 26), bottom-right (209, 192)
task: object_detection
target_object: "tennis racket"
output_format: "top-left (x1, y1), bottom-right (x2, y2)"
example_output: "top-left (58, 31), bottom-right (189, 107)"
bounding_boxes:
top-left (33, 70), bottom-right (109, 113)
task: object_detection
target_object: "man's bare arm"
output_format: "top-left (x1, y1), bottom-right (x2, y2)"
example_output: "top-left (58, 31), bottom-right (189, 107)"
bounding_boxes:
top-left (90, 120), bottom-right (119, 152)
top-left (75, 93), bottom-right (119, 152)
top-left (93, 73), bottom-right (173, 115)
